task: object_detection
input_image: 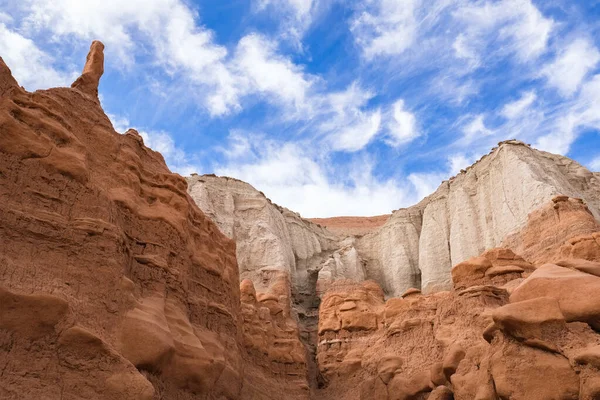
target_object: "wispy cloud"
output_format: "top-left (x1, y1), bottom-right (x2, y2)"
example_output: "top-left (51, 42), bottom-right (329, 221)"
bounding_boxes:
top-left (385, 99), bottom-right (420, 147)
top-left (215, 132), bottom-right (416, 217)
top-left (501, 91), bottom-right (537, 120)
top-left (541, 37), bottom-right (600, 97)
top-left (0, 22), bottom-right (75, 89)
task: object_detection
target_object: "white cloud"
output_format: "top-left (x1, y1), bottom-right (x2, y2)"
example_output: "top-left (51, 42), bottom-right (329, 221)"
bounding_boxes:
top-left (541, 38), bottom-right (600, 97)
top-left (501, 90), bottom-right (536, 119)
top-left (535, 74), bottom-right (600, 154)
top-left (455, 0), bottom-right (553, 63)
top-left (256, 0), bottom-right (316, 48)
top-left (534, 114), bottom-right (578, 155)
top-left (329, 110), bottom-right (382, 152)
top-left (452, 33), bottom-right (480, 70)
top-left (590, 156), bottom-right (600, 171)
top-left (462, 114), bottom-right (492, 142)
top-left (408, 152), bottom-right (475, 201)
top-left (350, 0), bottom-right (420, 60)
top-left (227, 33), bottom-right (314, 117)
top-left (317, 82), bottom-right (383, 152)
top-left (0, 22), bottom-right (74, 89)
top-left (448, 153), bottom-right (471, 175)
top-left (407, 171), bottom-right (446, 202)
top-left (14, 0), bottom-right (319, 117)
top-left (386, 99), bottom-right (420, 146)
top-left (216, 134), bottom-right (413, 217)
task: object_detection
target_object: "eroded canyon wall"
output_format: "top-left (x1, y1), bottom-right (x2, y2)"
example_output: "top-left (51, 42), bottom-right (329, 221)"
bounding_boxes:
top-left (188, 142), bottom-right (600, 300)
top-left (187, 174), bottom-right (367, 386)
top-left (0, 42), bottom-right (309, 400)
top-left (314, 198), bottom-right (600, 400)
top-left (358, 141), bottom-right (600, 296)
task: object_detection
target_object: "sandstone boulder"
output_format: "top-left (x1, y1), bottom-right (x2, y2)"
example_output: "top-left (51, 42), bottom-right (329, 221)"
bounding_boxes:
top-left (388, 371), bottom-right (433, 400)
top-left (427, 386), bottom-right (453, 400)
top-left (510, 263), bottom-right (600, 330)
top-left (574, 345), bottom-right (600, 369)
top-left (491, 296), bottom-right (565, 351)
top-left (442, 343), bottom-right (466, 381)
top-left (556, 258), bottom-right (600, 277)
top-left (503, 196), bottom-right (600, 264)
top-left (559, 232), bottom-right (600, 261)
top-left (377, 355), bottom-right (403, 384)
top-left (490, 340), bottom-right (579, 400)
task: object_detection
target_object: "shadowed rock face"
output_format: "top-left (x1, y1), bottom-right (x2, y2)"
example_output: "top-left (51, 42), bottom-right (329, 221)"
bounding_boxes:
top-left (0, 42), bottom-right (309, 400)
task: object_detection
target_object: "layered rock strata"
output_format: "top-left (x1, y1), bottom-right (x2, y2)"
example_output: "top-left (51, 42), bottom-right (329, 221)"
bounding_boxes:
top-left (0, 43), bottom-right (308, 400)
top-left (189, 144), bottom-right (600, 301)
top-left (315, 256), bottom-right (600, 400)
top-left (357, 141), bottom-right (600, 295)
top-left (308, 215), bottom-right (390, 237)
top-left (187, 174), bottom-right (368, 386)
top-left (314, 197), bottom-right (600, 400)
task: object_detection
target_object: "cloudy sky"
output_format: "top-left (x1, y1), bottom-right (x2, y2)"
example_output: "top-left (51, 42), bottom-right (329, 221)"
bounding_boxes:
top-left (1, 0), bottom-right (600, 217)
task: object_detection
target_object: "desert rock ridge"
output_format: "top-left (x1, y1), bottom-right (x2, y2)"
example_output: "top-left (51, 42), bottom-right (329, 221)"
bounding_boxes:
top-left (2, 41), bottom-right (600, 400)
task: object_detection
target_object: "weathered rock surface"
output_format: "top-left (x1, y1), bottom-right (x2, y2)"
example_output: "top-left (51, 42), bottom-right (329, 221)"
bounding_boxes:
top-left (308, 215), bottom-right (390, 237)
top-left (315, 247), bottom-right (600, 400)
top-left (5, 39), bottom-right (600, 400)
top-left (0, 42), bottom-right (307, 400)
top-left (510, 263), bottom-right (600, 330)
top-left (187, 173), bottom-right (368, 386)
top-left (187, 175), bottom-right (368, 296)
top-left (503, 195), bottom-right (600, 264)
top-left (357, 142), bottom-right (600, 296)
top-left (187, 143), bottom-right (600, 304)
top-left (451, 247), bottom-right (530, 290)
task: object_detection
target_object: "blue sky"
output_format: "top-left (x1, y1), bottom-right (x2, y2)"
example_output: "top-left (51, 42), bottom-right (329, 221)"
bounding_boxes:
top-left (1, 0), bottom-right (600, 217)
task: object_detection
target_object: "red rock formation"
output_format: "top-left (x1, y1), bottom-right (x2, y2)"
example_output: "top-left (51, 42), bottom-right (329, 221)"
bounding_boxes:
top-left (71, 41), bottom-right (105, 99)
top-left (3, 40), bottom-right (600, 400)
top-left (239, 273), bottom-right (310, 398)
top-left (315, 245), bottom-right (600, 400)
top-left (451, 247), bottom-right (531, 290)
top-left (0, 42), bottom-right (308, 400)
top-left (503, 195), bottom-right (600, 264)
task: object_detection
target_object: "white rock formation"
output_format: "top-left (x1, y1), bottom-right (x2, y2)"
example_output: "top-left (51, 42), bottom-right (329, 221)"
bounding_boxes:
top-left (187, 141), bottom-right (600, 299)
top-left (186, 175), bottom-right (365, 294)
top-left (357, 140), bottom-right (600, 295)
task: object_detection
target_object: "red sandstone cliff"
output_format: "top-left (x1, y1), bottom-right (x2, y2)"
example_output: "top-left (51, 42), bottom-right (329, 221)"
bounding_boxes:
top-left (0, 42), bottom-right (308, 400)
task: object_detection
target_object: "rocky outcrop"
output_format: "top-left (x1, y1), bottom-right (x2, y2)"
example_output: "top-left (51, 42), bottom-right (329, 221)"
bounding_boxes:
top-left (503, 195), bottom-right (600, 264)
top-left (71, 41), bottom-right (105, 100)
top-left (0, 57), bottom-right (19, 97)
top-left (187, 174), bottom-right (361, 288)
top-left (314, 248), bottom-right (600, 400)
top-left (239, 274), bottom-right (310, 398)
top-left (0, 42), bottom-right (307, 400)
top-left (358, 141), bottom-right (600, 296)
top-left (187, 143), bottom-right (600, 302)
top-left (312, 196), bottom-right (600, 398)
